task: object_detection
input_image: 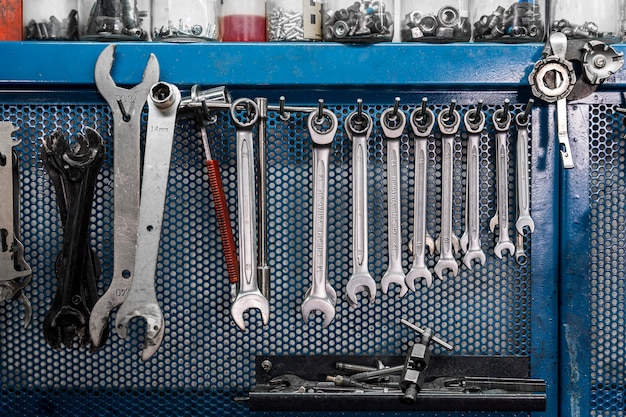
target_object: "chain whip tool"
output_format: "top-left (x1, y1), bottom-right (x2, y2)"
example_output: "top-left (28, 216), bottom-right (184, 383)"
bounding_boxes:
top-left (490, 101), bottom-right (515, 259)
top-left (115, 82), bottom-right (181, 361)
top-left (406, 100), bottom-right (436, 290)
top-left (0, 123), bottom-right (32, 327)
top-left (345, 103), bottom-right (377, 307)
top-left (255, 97), bottom-right (271, 302)
top-left (460, 102), bottom-right (487, 269)
top-left (301, 106), bottom-right (339, 327)
top-left (90, 44), bottom-right (160, 348)
top-left (514, 101), bottom-right (535, 266)
top-left (230, 98), bottom-right (270, 331)
top-left (380, 99), bottom-right (408, 297)
top-left (434, 102), bottom-right (461, 280)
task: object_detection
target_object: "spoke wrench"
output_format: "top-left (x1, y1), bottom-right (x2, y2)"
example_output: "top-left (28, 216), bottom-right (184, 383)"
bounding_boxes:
top-left (380, 99), bottom-right (409, 298)
top-left (345, 101), bottom-right (377, 307)
top-left (301, 106), bottom-right (338, 327)
top-left (115, 82), bottom-right (181, 361)
top-left (41, 128), bottom-right (105, 350)
top-left (0, 122), bottom-right (32, 327)
top-left (230, 98), bottom-right (270, 331)
top-left (90, 44), bottom-right (160, 348)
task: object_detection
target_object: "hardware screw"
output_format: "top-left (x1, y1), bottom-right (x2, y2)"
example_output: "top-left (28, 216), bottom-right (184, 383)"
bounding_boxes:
top-left (261, 360), bottom-right (273, 372)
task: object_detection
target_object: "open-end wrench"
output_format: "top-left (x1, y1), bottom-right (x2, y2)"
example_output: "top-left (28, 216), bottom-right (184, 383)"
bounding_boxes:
top-left (380, 99), bottom-right (408, 298)
top-left (256, 97), bottom-right (271, 302)
top-left (0, 122), bottom-right (32, 327)
top-left (460, 102), bottom-right (487, 270)
top-left (490, 101), bottom-right (515, 259)
top-left (230, 98), bottom-right (270, 331)
top-left (90, 44), bottom-right (160, 349)
top-left (515, 102), bottom-right (535, 235)
top-left (405, 99), bottom-right (435, 290)
top-left (301, 107), bottom-right (339, 327)
top-left (115, 82), bottom-right (180, 361)
top-left (345, 103), bottom-right (377, 307)
top-left (434, 102), bottom-right (461, 280)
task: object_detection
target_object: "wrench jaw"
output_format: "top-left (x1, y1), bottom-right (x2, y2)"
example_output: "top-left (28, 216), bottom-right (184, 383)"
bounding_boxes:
top-left (88, 294), bottom-right (118, 348)
top-left (516, 217), bottom-right (535, 234)
top-left (301, 296), bottom-right (336, 328)
top-left (230, 293), bottom-right (271, 331)
top-left (345, 274), bottom-right (377, 308)
top-left (462, 250), bottom-right (487, 270)
top-left (381, 271), bottom-right (409, 298)
top-left (433, 259), bottom-right (459, 281)
top-left (494, 241), bottom-right (516, 260)
top-left (115, 303), bottom-right (165, 361)
top-left (405, 267), bottom-right (433, 291)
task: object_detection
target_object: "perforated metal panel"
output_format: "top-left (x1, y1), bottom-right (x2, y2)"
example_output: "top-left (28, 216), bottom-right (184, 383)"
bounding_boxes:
top-left (0, 98), bottom-right (540, 417)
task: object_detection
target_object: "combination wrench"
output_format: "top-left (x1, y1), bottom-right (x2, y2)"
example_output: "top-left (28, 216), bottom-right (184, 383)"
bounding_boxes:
top-left (229, 98), bottom-right (270, 331)
top-left (115, 82), bottom-right (181, 361)
top-left (460, 102), bottom-right (487, 269)
top-left (301, 107), bottom-right (339, 327)
top-left (90, 44), bottom-right (160, 348)
top-left (380, 99), bottom-right (409, 298)
top-left (490, 101), bottom-right (515, 259)
top-left (345, 103), bottom-right (377, 307)
top-left (514, 101), bottom-right (535, 265)
top-left (434, 102), bottom-right (461, 280)
top-left (405, 100), bottom-right (435, 290)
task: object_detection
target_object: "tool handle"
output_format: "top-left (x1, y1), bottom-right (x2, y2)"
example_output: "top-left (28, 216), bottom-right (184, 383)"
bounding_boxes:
top-left (206, 159), bottom-right (239, 285)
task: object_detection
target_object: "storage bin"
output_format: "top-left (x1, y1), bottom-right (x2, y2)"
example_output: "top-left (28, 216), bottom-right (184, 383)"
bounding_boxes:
top-left (266, 0), bottom-right (322, 41)
top-left (220, 0), bottom-right (266, 41)
top-left (550, 0), bottom-right (622, 43)
top-left (400, 0), bottom-right (470, 43)
top-left (322, 0), bottom-right (395, 43)
top-left (78, 0), bottom-right (150, 41)
top-left (472, 0), bottom-right (545, 43)
top-left (152, 0), bottom-right (218, 41)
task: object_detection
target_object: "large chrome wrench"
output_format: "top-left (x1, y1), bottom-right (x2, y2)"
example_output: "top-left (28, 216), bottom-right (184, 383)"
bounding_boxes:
top-left (490, 102), bottom-right (515, 259)
top-left (115, 82), bottom-right (180, 361)
top-left (90, 44), bottom-right (160, 348)
top-left (301, 108), bottom-right (339, 327)
top-left (515, 109), bottom-right (535, 235)
top-left (230, 98), bottom-right (270, 331)
top-left (460, 104), bottom-right (487, 269)
top-left (380, 102), bottom-right (408, 298)
top-left (405, 103), bottom-right (435, 290)
top-left (345, 107), bottom-right (377, 307)
top-left (434, 105), bottom-right (461, 280)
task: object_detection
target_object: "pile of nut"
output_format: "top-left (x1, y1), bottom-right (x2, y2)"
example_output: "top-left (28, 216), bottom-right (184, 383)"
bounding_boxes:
top-left (24, 10), bottom-right (78, 40)
top-left (551, 19), bottom-right (618, 41)
top-left (473, 2), bottom-right (544, 41)
top-left (323, 1), bottom-right (393, 41)
top-left (401, 6), bottom-right (470, 42)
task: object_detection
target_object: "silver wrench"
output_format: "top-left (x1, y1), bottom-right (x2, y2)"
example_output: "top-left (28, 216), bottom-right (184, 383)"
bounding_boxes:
top-left (405, 101), bottom-right (435, 290)
top-left (491, 101), bottom-right (515, 259)
top-left (380, 101), bottom-right (408, 298)
top-left (301, 107), bottom-right (339, 327)
top-left (434, 103), bottom-right (461, 280)
top-left (460, 104), bottom-right (487, 269)
top-left (115, 82), bottom-right (180, 361)
top-left (90, 44), bottom-right (160, 348)
top-left (230, 98), bottom-right (270, 331)
top-left (345, 104), bottom-right (377, 307)
top-left (515, 107), bottom-right (535, 235)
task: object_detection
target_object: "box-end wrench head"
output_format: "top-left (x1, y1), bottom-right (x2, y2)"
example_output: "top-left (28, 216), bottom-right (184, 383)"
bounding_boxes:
top-left (380, 105), bottom-right (408, 297)
top-left (406, 105), bottom-right (435, 290)
top-left (301, 108), bottom-right (338, 327)
top-left (229, 98), bottom-right (270, 331)
top-left (345, 109), bottom-right (377, 307)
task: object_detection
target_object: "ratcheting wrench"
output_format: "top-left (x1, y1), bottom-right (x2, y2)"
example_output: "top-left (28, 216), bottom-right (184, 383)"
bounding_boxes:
top-left (380, 100), bottom-right (408, 298)
top-left (0, 122), bottom-right (32, 327)
top-left (230, 98), bottom-right (270, 331)
top-left (490, 101), bottom-right (515, 259)
top-left (89, 44), bottom-right (160, 349)
top-left (345, 103), bottom-right (377, 307)
top-left (460, 103), bottom-right (487, 269)
top-left (115, 82), bottom-right (181, 361)
top-left (301, 107), bottom-right (339, 327)
top-left (434, 103), bottom-right (461, 280)
top-left (406, 100), bottom-right (435, 290)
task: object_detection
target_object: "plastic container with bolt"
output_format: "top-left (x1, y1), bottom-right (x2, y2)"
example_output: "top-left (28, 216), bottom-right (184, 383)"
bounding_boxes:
top-left (267, 0), bottom-right (322, 41)
top-left (152, 0), bottom-right (218, 42)
top-left (400, 0), bottom-right (470, 43)
top-left (322, 0), bottom-right (395, 43)
top-left (550, 0), bottom-right (623, 43)
top-left (220, 0), bottom-right (266, 41)
top-left (23, 0), bottom-right (78, 40)
top-left (471, 0), bottom-right (545, 43)
top-left (78, 0), bottom-right (151, 41)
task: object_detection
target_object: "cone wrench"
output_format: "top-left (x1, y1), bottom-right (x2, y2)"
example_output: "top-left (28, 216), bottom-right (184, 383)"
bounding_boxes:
top-left (301, 106), bottom-right (339, 327)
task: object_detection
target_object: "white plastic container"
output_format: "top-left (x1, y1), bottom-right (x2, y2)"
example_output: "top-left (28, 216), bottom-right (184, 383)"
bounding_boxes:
top-left (471, 0), bottom-right (546, 43)
top-left (220, 0), bottom-right (266, 41)
top-left (322, 0), bottom-right (395, 43)
top-left (78, 0), bottom-right (150, 40)
top-left (152, 0), bottom-right (218, 41)
top-left (550, 0), bottom-right (622, 43)
top-left (23, 0), bottom-right (79, 40)
top-left (400, 0), bottom-right (470, 42)
top-left (266, 0), bottom-right (322, 41)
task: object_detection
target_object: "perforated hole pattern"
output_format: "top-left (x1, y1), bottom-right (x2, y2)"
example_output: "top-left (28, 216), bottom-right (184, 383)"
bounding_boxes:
top-left (0, 102), bottom-right (531, 417)
top-left (589, 104), bottom-right (626, 417)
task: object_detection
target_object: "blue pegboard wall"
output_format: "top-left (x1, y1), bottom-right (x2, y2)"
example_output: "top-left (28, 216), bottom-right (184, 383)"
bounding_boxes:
top-left (0, 98), bottom-right (538, 417)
